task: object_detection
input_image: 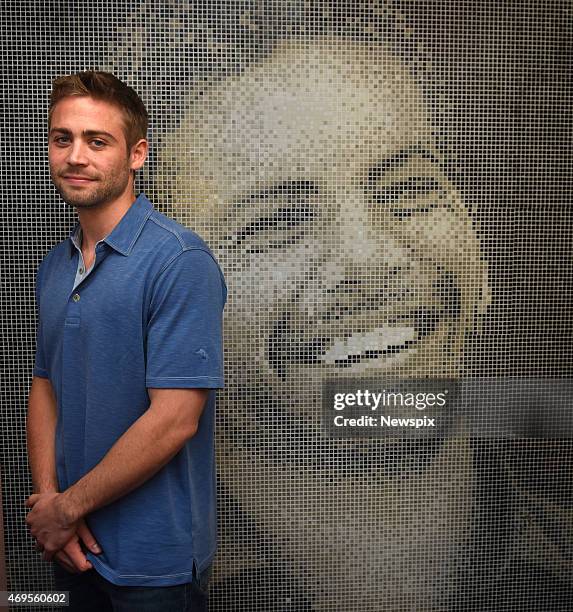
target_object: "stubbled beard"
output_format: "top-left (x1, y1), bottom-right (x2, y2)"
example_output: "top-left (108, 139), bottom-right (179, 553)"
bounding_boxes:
top-left (51, 169), bottom-right (130, 209)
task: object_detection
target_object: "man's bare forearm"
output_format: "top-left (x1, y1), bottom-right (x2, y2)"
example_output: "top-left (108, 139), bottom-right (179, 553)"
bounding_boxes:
top-left (59, 388), bottom-right (207, 523)
top-left (27, 376), bottom-right (59, 494)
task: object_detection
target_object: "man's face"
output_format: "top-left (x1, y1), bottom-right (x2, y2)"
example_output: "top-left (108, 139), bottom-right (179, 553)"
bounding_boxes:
top-left (48, 96), bottom-right (134, 209)
top-left (161, 40), bottom-right (488, 396)
top-left (158, 39), bottom-right (489, 607)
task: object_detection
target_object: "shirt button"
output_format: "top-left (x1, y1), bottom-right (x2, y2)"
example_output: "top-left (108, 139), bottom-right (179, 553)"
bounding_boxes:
top-left (79, 268), bottom-right (84, 274)
top-left (72, 293), bottom-right (81, 302)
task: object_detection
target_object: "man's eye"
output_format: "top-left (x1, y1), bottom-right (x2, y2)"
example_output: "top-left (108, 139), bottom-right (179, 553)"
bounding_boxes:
top-left (238, 206), bottom-right (315, 240)
top-left (247, 206), bottom-right (314, 232)
top-left (90, 139), bottom-right (106, 148)
top-left (53, 136), bottom-right (70, 145)
top-left (372, 176), bottom-right (447, 218)
top-left (223, 205), bottom-right (315, 253)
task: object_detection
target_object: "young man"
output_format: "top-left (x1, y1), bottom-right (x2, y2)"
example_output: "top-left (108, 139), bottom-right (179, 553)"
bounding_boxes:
top-left (26, 71), bottom-right (226, 611)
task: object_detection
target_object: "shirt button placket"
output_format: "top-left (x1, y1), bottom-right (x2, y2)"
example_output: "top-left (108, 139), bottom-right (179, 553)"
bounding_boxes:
top-left (63, 274), bottom-right (83, 486)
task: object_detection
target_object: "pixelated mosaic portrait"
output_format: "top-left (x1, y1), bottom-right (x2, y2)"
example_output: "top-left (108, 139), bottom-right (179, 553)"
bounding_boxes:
top-left (4, 2), bottom-right (572, 611)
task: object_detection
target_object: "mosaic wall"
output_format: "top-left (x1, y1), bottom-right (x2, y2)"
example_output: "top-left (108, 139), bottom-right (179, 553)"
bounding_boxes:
top-left (2, 1), bottom-right (572, 610)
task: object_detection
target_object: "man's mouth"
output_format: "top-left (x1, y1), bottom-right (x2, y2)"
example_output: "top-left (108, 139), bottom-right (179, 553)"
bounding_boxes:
top-left (319, 306), bottom-right (442, 366)
top-left (320, 325), bottom-right (418, 366)
top-left (62, 175), bottom-right (96, 184)
top-left (268, 307), bottom-right (444, 374)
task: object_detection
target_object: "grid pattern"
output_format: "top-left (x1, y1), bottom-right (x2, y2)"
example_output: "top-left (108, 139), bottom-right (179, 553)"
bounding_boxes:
top-left (2, 2), bottom-right (571, 610)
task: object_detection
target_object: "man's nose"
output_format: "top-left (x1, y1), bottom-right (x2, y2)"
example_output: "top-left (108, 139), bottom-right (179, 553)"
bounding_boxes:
top-left (297, 190), bottom-right (417, 317)
top-left (297, 190), bottom-right (416, 318)
top-left (334, 188), bottom-right (412, 270)
top-left (66, 141), bottom-right (89, 166)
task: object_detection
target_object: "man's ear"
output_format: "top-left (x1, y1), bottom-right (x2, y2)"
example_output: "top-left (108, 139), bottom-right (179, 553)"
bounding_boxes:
top-left (130, 138), bottom-right (148, 171)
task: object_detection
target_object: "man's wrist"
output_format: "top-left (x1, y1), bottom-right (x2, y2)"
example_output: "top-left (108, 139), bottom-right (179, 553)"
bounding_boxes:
top-left (57, 489), bottom-right (84, 525)
top-left (33, 477), bottom-right (59, 494)
top-left (35, 486), bottom-right (58, 494)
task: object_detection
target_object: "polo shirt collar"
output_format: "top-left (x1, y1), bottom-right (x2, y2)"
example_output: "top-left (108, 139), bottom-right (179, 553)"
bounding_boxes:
top-left (68, 193), bottom-right (154, 257)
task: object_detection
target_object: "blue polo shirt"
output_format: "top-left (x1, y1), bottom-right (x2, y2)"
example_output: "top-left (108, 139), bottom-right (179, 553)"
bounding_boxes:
top-left (33, 193), bottom-right (226, 586)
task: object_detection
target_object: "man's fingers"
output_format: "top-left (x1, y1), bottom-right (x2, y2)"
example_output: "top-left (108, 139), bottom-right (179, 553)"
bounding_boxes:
top-left (76, 520), bottom-right (101, 554)
top-left (25, 494), bottom-right (39, 508)
top-left (54, 550), bottom-right (79, 574)
top-left (62, 538), bottom-right (93, 572)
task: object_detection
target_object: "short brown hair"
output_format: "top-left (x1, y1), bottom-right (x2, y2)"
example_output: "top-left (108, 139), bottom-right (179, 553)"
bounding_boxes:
top-left (49, 71), bottom-right (148, 150)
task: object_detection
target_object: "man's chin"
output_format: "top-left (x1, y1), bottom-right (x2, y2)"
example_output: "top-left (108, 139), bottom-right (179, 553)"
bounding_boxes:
top-left (67, 201), bottom-right (103, 209)
top-left (56, 187), bottom-right (106, 210)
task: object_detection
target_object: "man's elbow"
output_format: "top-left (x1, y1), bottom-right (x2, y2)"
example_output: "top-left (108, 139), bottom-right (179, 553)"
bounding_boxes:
top-left (148, 388), bottom-right (207, 445)
top-left (180, 419), bottom-right (199, 441)
top-left (177, 390), bottom-right (208, 441)
top-left (162, 410), bottom-right (200, 447)
top-left (159, 416), bottom-right (198, 454)
top-left (171, 402), bottom-right (205, 444)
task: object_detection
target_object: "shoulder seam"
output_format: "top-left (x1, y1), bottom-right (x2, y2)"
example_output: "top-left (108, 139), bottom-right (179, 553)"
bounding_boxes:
top-left (156, 247), bottom-right (218, 280)
top-left (148, 213), bottom-right (186, 249)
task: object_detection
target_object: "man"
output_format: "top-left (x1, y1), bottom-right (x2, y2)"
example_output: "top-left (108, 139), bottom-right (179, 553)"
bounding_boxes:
top-left (26, 71), bottom-right (226, 611)
top-left (156, 37), bottom-right (490, 610)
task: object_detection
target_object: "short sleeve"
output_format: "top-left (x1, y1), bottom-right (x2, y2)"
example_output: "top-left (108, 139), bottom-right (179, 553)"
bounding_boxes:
top-left (33, 261), bottom-right (49, 379)
top-left (145, 248), bottom-right (226, 389)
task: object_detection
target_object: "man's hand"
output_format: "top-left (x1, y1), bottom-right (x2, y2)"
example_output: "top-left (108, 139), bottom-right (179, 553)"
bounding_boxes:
top-left (25, 492), bottom-right (79, 559)
top-left (50, 389), bottom-right (208, 520)
top-left (52, 519), bottom-right (101, 573)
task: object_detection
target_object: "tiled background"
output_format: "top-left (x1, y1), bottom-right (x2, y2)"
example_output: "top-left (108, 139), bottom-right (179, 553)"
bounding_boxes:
top-left (2, 2), bottom-right (571, 610)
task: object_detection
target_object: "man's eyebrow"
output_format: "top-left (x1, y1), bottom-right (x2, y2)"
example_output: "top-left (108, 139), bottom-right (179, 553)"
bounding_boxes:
top-left (368, 147), bottom-right (442, 181)
top-left (236, 180), bottom-right (318, 206)
top-left (49, 127), bottom-right (119, 142)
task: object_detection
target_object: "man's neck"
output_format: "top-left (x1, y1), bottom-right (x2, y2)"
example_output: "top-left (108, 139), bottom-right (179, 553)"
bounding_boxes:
top-left (77, 190), bottom-right (137, 253)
